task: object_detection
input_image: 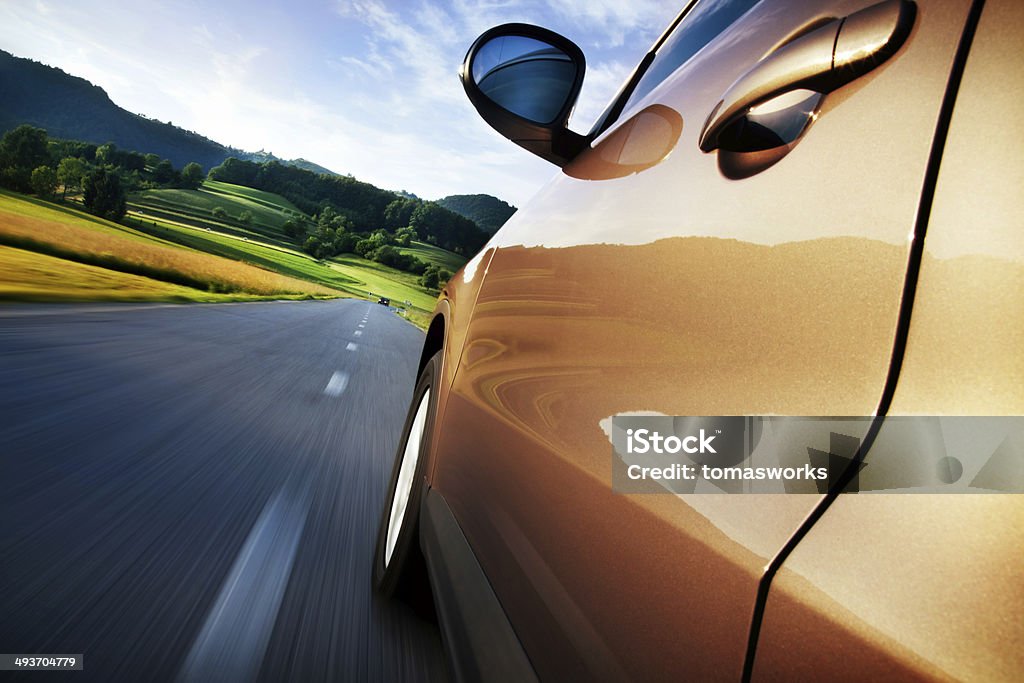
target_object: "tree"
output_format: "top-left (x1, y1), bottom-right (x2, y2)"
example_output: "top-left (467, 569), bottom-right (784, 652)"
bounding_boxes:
top-left (94, 143), bottom-right (117, 165)
top-left (384, 197), bottom-right (417, 229)
top-left (0, 125), bottom-right (50, 191)
top-left (30, 166), bottom-right (58, 198)
top-left (83, 167), bottom-right (127, 221)
top-left (57, 157), bottom-right (87, 199)
top-left (208, 157), bottom-right (260, 186)
top-left (180, 162), bottom-right (204, 189)
top-left (395, 226), bottom-right (416, 246)
top-left (304, 235), bottom-right (324, 258)
top-left (283, 218), bottom-right (308, 240)
top-left (120, 151), bottom-right (146, 172)
top-left (120, 169), bottom-right (144, 192)
top-left (317, 205), bottom-right (352, 232)
top-left (354, 238), bottom-right (374, 258)
top-left (355, 230), bottom-right (390, 256)
top-left (238, 210), bottom-right (253, 225)
top-left (420, 265), bottom-right (453, 291)
top-left (50, 139), bottom-right (97, 164)
top-left (211, 206), bottom-right (228, 220)
top-left (336, 232), bottom-right (359, 254)
top-left (143, 153), bottom-right (161, 168)
top-left (370, 245), bottom-right (427, 273)
top-left (371, 244), bottom-right (400, 265)
top-left (152, 159), bottom-right (178, 186)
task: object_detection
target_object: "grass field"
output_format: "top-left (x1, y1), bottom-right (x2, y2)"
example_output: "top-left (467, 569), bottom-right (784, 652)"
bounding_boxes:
top-left (203, 180), bottom-right (302, 211)
top-left (130, 180), bottom-right (299, 242)
top-left (0, 245), bottom-right (260, 303)
top-left (128, 182), bottom-right (466, 324)
top-left (2, 181), bottom-right (469, 328)
top-left (399, 240), bottom-right (467, 272)
top-left (328, 255), bottom-right (439, 311)
top-left (0, 190), bottom-right (339, 299)
top-left (125, 209), bottom-right (443, 325)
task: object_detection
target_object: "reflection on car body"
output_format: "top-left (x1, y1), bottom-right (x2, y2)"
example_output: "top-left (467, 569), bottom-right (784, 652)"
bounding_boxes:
top-left (374, 1), bottom-right (1023, 680)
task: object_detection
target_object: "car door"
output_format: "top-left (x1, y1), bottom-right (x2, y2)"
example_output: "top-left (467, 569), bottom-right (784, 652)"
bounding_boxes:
top-left (433, 0), bottom-right (974, 680)
top-left (751, 0), bottom-right (1024, 679)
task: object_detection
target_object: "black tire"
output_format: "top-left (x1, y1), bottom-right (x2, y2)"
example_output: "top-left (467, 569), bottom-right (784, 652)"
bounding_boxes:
top-left (373, 350), bottom-right (440, 600)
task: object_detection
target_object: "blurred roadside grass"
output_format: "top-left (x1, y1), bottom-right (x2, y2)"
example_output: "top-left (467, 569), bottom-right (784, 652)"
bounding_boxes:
top-left (0, 190), bottom-right (341, 299)
top-left (0, 245), bottom-right (283, 303)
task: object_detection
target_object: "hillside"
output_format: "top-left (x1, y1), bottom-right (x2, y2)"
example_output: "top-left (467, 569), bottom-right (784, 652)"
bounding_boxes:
top-left (0, 50), bottom-right (328, 174)
top-left (206, 157), bottom-right (489, 254)
top-left (0, 179), bottom-right (468, 325)
top-left (124, 181), bottom-right (457, 323)
top-left (288, 158), bottom-right (338, 175)
top-left (244, 151), bottom-right (339, 176)
top-left (0, 188), bottom-right (339, 302)
top-left (437, 194), bottom-right (516, 235)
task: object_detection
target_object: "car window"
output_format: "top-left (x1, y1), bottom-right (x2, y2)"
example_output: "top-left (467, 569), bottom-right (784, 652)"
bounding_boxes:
top-left (607, 0), bottom-right (764, 124)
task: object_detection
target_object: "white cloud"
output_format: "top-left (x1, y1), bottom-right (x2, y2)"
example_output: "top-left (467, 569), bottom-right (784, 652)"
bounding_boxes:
top-left (324, 0), bottom-right (661, 199)
top-left (328, 55), bottom-right (392, 80)
top-left (1, 0), bottom-right (673, 205)
top-left (548, 0), bottom-right (671, 47)
top-left (335, 0), bottom-right (462, 109)
top-left (570, 59), bottom-right (633, 132)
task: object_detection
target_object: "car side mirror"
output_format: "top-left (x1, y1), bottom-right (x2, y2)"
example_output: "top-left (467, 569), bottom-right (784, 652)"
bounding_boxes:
top-left (460, 24), bottom-right (589, 167)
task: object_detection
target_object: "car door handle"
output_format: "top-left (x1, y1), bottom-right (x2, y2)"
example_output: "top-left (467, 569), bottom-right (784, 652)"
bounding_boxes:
top-left (699, 0), bottom-right (916, 152)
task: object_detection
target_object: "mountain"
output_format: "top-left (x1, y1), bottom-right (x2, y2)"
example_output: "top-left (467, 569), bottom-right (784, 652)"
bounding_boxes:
top-left (0, 50), bottom-right (329, 174)
top-left (288, 158), bottom-right (339, 176)
top-left (244, 150), bottom-right (339, 176)
top-left (436, 194), bottom-right (516, 235)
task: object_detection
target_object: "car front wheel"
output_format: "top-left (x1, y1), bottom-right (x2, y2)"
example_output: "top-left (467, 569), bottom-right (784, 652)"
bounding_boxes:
top-left (373, 351), bottom-right (439, 599)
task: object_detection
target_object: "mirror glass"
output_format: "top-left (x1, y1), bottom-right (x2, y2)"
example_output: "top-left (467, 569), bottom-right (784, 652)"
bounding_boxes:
top-left (471, 35), bottom-right (577, 124)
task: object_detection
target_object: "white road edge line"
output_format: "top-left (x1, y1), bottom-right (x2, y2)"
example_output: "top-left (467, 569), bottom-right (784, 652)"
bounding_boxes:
top-left (178, 484), bottom-right (311, 682)
top-left (324, 371), bottom-right (350, 396)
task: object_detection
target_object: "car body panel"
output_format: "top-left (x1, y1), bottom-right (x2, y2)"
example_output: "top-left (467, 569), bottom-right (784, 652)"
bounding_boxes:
top-left (422, 246), bottom-right (498, 484)
top-left (426, 0), bottom-right (975, 679)
top-left (886, 0), bottom-right (1024, 416)
top-left (752, 1), bottom-right (1024, 679)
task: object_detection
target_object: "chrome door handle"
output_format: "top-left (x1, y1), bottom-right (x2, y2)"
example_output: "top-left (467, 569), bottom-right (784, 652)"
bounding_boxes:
top-left (699, 0), bottom-right (916, 152)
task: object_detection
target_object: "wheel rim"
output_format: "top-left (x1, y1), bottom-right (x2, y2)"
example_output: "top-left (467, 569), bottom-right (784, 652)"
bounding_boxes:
top-left (384, 388), bottom-right (431, 568)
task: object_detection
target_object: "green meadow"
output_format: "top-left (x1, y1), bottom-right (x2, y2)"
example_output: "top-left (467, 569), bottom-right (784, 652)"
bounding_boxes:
top-left (0, 189), bottom-right (339, 302)
top-left (398, 239), bottom-right (467, 273)
top-left (1, 181), bottom-right (466, 327)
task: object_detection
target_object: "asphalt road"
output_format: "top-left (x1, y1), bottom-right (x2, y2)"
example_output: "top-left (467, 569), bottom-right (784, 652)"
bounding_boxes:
top-left (0, 300), bottom-right (449, 682)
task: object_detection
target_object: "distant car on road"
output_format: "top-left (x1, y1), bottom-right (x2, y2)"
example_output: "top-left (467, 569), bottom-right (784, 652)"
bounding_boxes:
top-left (377, 297), bottom-right (390, 307)
top-left (374, 1), bottom-right (1023, 681)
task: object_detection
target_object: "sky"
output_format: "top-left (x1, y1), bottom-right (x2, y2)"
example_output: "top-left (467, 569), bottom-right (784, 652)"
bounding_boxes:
top-left (0, 0), bottom-right (680, 206)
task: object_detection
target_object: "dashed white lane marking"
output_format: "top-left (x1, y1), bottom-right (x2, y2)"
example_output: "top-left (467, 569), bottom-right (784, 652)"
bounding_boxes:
top-left (346, 342), bottom-right (358, 351)
top-left (323, 371), bottom-right (350, 396)
top-left (358, 323), bottom-right (365, 328)
top-left (354, 330), bottom-right (362, 337)
top-left (178, 484), bottom-right (311, 682)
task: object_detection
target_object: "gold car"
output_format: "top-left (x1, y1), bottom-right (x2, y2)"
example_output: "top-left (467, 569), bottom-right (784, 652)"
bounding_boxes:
top-left (375, 0), bottom-right (1022, 680)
